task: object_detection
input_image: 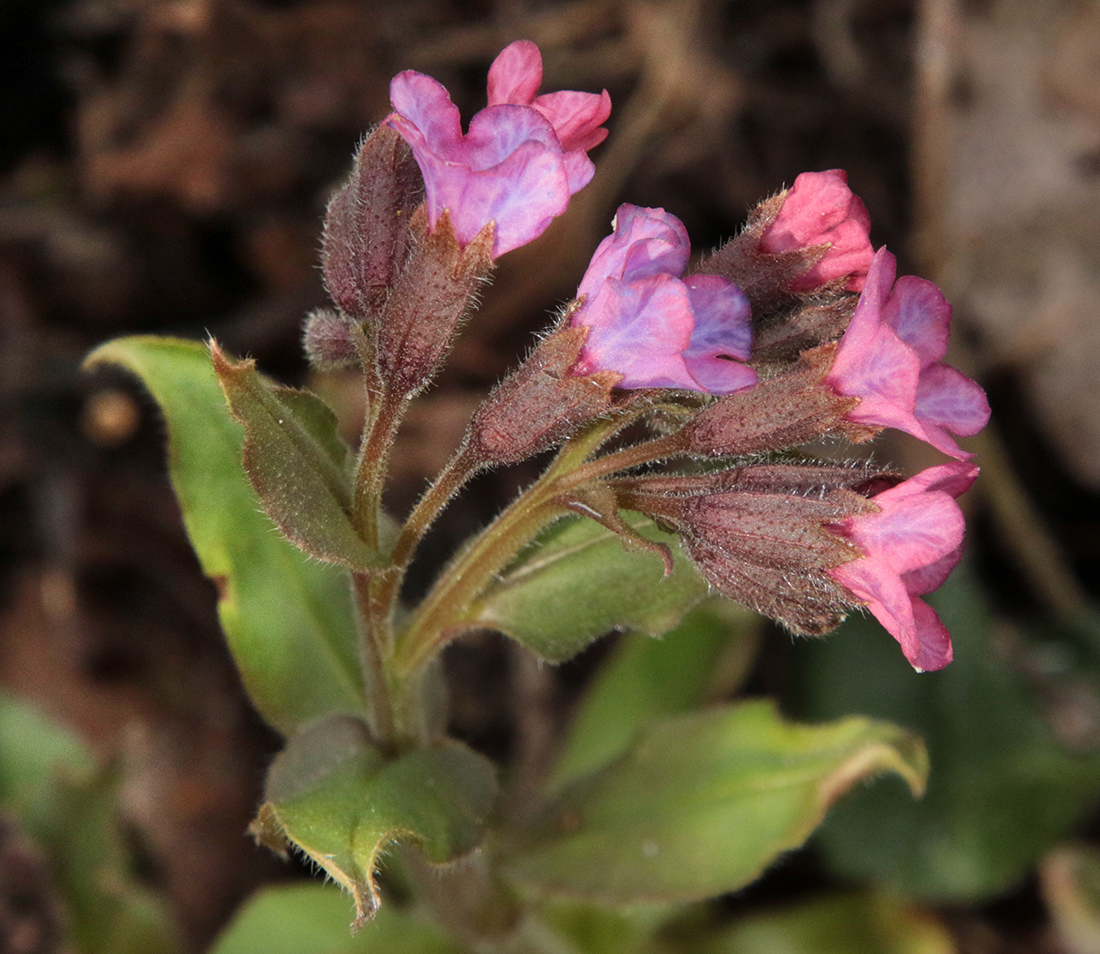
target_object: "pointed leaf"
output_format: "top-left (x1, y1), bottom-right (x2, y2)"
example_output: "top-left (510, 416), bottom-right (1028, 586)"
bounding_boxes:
top-left (255, 715), bottom-right (498, 930)
top-left (211, 343), bottom-right (383, 570)
top-left (470, 512), bottom-right (709, 662)
top-left (797, 562), bottom-right (1100, 901)
top-left (551, 601), bottom-right (762, 788)
top-left (85, 337), bottom-right (365, 733)
top-left (502, 700), bottom-right (926, 904)
top-left (210, 884), bottom-right (464, 954)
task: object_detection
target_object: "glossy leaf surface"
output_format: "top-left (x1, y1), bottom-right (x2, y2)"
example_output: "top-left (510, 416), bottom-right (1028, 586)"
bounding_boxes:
top-left (503, 700), bottom-right (926, 904)
top-left (470, 512), bottom-right (709, 662)
top-left (86, 337), bottom-right (364, 733)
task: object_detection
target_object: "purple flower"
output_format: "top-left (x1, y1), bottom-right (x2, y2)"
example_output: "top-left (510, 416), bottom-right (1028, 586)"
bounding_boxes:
top-left (760, 170), bottom-right (874, 292)
top-left (570, 205), bottom-right (756, 394)
top-left (826, 248), bottom-right (990, 459)
top-left (386, 40), bottom-right (610, 258)
top-left (828, 462), bottom-right (979, 672)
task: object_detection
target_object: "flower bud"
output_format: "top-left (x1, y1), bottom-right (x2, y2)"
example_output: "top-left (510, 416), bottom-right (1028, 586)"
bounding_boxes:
top-left (760, 170), bottom-right (873, 292)
top-left (302, 309), bottom-right (359, 368)
top-left (468, 323), bottom-right (619, 466)
top-left (684, 345), bottom-right (857, 457)
top-left (376, 209), bottom-right (494, 397)
top-left (321, 125), bottom-right (423, 323)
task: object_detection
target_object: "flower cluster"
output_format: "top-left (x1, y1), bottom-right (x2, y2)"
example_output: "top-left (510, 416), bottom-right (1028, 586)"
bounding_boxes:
top-left (314, 40), bottom-right (988, 672)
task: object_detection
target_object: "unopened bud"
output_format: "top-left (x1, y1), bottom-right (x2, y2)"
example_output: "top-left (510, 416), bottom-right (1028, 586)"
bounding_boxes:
top-left (468, 324), bottom-right (620, 467)
top-left (685, 345), bottom-right (856, 457)
top-left (302, 309), bottom-right (359, 368)
top-left (376, 210), bottom-right (494, 397)
top-left (321, 125), bottom-right (423, 323)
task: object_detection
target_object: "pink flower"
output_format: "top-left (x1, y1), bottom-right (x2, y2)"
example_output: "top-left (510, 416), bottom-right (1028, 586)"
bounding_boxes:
top-left (825, 248), bottom-right (990, 459)
top-left (828, 462), bottom-right (979, 672)
top-left (571, 205), bottom-right (756, 394)
top-left (385, 41), bottom-right (610, 258)
top-left (760, 170), bottom-right (874, 292)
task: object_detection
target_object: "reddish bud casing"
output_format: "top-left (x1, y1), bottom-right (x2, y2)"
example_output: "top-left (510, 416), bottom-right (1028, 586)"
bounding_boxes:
top-left (321, 125), bottom-right (423, 323)
top-left (469, 323), bottom-right (619, 466)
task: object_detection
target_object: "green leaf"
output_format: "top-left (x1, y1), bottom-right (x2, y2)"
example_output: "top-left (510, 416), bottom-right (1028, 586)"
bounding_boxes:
top-left (469, 512), bottom-right (710, 663)
top-left (671, 892), bottom-right (956, 954)
top-left (210, 884), bottom-right (464, 954)
top-left (551, 601), bottom-right (763, 788)
top-left (0, 690), bottom-right (92, 817)
top-left (501, 700), bottom-right (926, 904)
top-left (254, 715), bottom-right (499, 929)
top-left (211, 343), bottom-right (383, 570)
top-left (0, 691), bottom-right (181, 954)
top-left (85, 337), bottom-right (365, 733)
top-left (796, 562), bottom-right (1100, 901)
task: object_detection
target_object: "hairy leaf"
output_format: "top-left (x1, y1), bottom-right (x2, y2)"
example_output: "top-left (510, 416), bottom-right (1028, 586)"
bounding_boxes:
top-left (502, 701), bottom-right (926, 904)
top-left (85, 337), bottom-right (364, 732)
top-left (254, 715), bottom-right (498, 930)
top-left (470, 512), bottom-right (709, 663)
top-left (211, 342), bottom-right (382, 570)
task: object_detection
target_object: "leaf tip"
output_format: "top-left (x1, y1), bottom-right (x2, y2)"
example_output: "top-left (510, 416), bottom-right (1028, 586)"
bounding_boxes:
top-left (249, 802), bottom-right (290, 858)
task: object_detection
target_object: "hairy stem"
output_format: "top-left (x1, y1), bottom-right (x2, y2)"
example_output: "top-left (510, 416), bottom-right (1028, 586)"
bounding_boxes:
top-left (392, 414), bottom-right (650, 676)
top-left (352, 389), bottom-right (406, 551)
top-left (392, 442), bottom-right (482, 569)
top-left (351, 571), bottom-right (396, 745)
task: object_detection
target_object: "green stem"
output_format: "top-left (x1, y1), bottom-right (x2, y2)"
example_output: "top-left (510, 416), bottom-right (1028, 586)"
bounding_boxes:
top-left (392, 442), bottom-right (482, 569)
top-left (392, 414), bottom-right (647, 676)
top-left (351, 571), bottom-right (396, 745)
top-left (352, 389), bottom-right (406, 551)
top-left (557, 428), bottom-right (690, 491)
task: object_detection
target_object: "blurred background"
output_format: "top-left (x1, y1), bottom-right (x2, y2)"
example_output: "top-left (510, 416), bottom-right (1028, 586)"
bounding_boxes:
top-left (3, 0), bottom-right (1100, 951)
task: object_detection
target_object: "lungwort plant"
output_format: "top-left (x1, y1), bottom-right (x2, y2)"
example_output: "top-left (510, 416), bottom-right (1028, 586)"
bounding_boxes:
top-left (87, 40), bottom-right (989, 953)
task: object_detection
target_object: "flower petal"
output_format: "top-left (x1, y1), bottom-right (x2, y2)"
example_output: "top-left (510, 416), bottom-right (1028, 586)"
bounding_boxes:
top-left (486, 40), bottom-right (543, 105)
top-left (916, 363), bottom-right (992, 437)
top-left (884, 276), bottom-right (951, 367)
top-left (388, 71), bottom-right (463, 148)
top-left (681, 275), bottom-right (756, 395)
top-left (575, 275), bottom-right (699, 389)
top-left (577, 205), bottom-right (690, 299)
top-left (761, 169), bottom-right (874, 292)
top-left (531, 89), bottom-right (612, 152)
